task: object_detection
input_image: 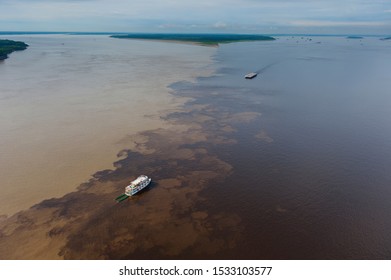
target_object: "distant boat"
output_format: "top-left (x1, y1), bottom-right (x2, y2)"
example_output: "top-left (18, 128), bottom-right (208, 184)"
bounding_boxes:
top-left (245, 72), bottom-right (257, 79)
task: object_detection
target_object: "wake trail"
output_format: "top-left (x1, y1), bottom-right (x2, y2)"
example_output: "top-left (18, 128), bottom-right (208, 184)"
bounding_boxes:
top-left (254, 61), bottom-right (281, 74)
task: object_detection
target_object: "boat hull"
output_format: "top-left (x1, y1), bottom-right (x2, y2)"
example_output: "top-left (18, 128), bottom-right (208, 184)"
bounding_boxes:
top-left (245, 72), bottom-right (257, 79)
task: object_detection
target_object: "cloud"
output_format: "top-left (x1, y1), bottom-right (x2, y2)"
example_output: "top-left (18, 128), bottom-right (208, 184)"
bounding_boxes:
top-left (0, 0), bottom-right (390, 33)
top-left (290, 20), bottom-right (389, 27)
top-left (213, 22), bottom-right (227, 29)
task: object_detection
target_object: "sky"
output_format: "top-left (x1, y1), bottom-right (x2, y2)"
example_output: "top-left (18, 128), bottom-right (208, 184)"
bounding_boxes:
top-left (0, 0), bottom-right (390, 34)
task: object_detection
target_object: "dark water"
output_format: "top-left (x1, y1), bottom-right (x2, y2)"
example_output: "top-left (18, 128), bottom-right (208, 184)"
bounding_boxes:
top-left (2, 36), bottom-right (391, 260)
top-left (177, 36), bottom-right (391, 259)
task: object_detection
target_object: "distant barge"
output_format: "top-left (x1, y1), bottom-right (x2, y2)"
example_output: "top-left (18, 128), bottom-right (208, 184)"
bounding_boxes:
top-left (115, 175), bottom-right (152, 202)
top-left (245, 72), bottom-right (257, 79)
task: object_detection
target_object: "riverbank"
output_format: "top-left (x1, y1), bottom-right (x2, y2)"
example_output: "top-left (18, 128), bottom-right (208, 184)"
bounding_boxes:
top-left (111, 33), bottom-right (276, 46)
top-left (0, 39), bottom-right (28, 60)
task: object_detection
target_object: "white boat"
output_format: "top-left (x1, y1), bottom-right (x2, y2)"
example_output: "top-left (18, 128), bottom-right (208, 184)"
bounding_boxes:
top-left (124, 175), bottom-right (151, 196)
top-left (245, 72), bottom-right (257, 79)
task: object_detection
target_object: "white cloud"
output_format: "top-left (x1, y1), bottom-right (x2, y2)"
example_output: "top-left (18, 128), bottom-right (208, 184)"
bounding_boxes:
top-left (290, 20), bottom-right (389, 27)
top-left (213, 22), bottom-right (227, 29)
top-left (0, 0), bottom-right (390, 33)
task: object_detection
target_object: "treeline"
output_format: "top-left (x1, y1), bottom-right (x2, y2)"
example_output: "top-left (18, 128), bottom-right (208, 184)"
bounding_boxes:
top-left (111, 33), bottom-right (276, 45)
top-left (0, 39), bottom-right (29, 60)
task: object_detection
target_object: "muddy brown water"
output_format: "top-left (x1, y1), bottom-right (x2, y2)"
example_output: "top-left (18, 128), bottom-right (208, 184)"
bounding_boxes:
top-left (1, 36), bottom-right (391, 259)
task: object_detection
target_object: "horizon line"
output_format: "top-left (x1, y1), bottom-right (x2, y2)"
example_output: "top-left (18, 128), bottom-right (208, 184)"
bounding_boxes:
top-left (0, 31), bottom-right (390, 37)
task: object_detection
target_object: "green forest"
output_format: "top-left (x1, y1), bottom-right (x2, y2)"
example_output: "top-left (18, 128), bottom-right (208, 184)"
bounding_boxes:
top-left (0, 39), bottom-right (28, 60)
top-left (111, 33), bottom-right (275, 45)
